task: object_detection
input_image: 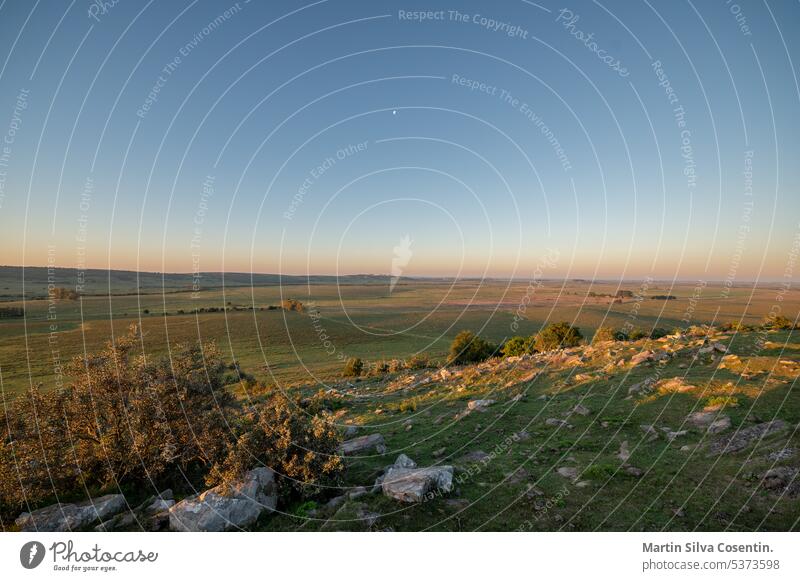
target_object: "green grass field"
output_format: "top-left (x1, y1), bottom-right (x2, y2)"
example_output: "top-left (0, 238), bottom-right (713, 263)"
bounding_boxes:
top-left (0, 269), bottom-right (795, 397)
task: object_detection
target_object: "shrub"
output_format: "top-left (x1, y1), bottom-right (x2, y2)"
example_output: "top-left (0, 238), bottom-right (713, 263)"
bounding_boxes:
top-left (762, 315), bottom-right (795, 330)
top-left (51, 287), bottom-right (79, 300)
top-left (207, 391), bottom-right (343, 497)
top-left (628, 328), bottom-right (647, 341)
top-left (533, 322), bottom-right (583, 351)
top-left (649, 327), bottom-right (669, 339)
top-left (281, 299), bottom-right (305, 313)
top-left (448, 331), bottom-right (496, 365)
top-left (406, 353), bottom-right (433, 369)
top-left (343, 357), bottom-right (364, 377)
top-left (592, 326), bottom-right (616, 343)
top-left (0, 325), bottom-right (234, 512)
top-left (501, 335), bottom-right (536, 356)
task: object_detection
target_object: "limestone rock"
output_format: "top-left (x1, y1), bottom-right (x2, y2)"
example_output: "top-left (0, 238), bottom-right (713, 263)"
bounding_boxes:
top-left (17, 494), bottom-right (126, 532)
top-left (338, 433), bottom-right (386, 455)
top-left (169, 467), bottom-right (277, 532)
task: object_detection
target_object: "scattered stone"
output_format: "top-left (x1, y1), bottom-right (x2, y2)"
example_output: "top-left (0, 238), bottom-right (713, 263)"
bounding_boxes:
top-left (571, 404), bottom-right (591, 416)
top-left (393, 454), bottom-right (417, 469)
top-left (460, 450), bottom-right (491, 464)
top-left (545, 418), bottom-right (572, 428)
top-left (557, 466), bottom-right (579, 479)
top-left (348, 487), bottom-right (368, 500)
top-left (514, 430), bottom-right (531, 441)
top-left (624, 466), bottom-right (644, 477)
top-left (768, 448), bottom-right (796, 462)
top-left (382, 465), bottom-right (454, 503)
top-left (707, 420), bottom-right (788, 456)
top-left (445, 498), bottom-right (470, 510)
top-left (708, 416), bottom-right (732, 434)
top-left (628, 379), bottom-right (653, 396)
top-left (640, 424), bottom-right (659, 441)
top-left (344, 425), bottom-right (359, 438)
top-left (17, 494), bottom-right (126, 532)
top-left (630, 350), bottom-right (654, 366)
top-left (96, 491), bottom-right (175, 531)
top-left (467, 399), bottom-right (496, 412)
top-left (662, 428), bottom-right (688, 442)
top-left (432, 447), bottom-right (446, 458)
top-left (761, 467), bottom-right (797, 491)
top-left (338, 433), bottom-right (387, 455)
top-left (655, 377), bottom-right (697, 394)
top-left (169, 467), bottom-right (277, 532)
top-left (321, 501), bottom-right (380, 531)
top-left (617, 440), bottom-right (631, 462)
top-left (575, 480), bottom-right (591, 488)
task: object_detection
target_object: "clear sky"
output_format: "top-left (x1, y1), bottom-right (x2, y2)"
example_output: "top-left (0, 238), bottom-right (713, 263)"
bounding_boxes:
top-left (0, 0), bottom-right (798, 282)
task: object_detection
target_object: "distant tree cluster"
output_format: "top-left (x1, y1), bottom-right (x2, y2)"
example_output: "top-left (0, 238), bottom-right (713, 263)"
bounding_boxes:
top-left (0, 307), bottom-right (24, 318)
top-left (651, 295), bottom-right (676, 300)
top-left (50, 287), bottom-right (79, 300)
top-left (281, 299), bottom-right (305, 313)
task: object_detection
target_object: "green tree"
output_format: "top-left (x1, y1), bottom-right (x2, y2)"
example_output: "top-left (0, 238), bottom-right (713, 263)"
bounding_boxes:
top-left (534, 322), bottom-right (583, 351)
top-left (448, 331), bottom-right (496, 364)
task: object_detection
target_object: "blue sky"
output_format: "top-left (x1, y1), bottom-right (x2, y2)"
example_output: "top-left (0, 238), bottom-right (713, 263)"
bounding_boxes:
top-left (0, 0), bottom-right (798, 281)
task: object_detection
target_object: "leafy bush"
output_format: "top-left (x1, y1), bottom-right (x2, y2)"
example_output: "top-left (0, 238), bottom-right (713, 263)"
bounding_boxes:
top-left (448, 331), bottom-right (497, 365)
top-left (343, 357), bottom-right (364, 377)
top-left (762, 315), bottom-right (796, 330)
top-left (628, 328), bottom-right (647, 341)
top-left (592, 326), bottom-right (616, 343)
top-left (649, 327), bottom-right (669, 339)
top-left (533, 322), bottom-right (583, 351)
top-left (207, 391), bottom-right (343, 497)
top-left (406, 353), bottom-right (433, 369)
top-left (281, 299), bottom-right (305, 313)
top-left (0, 325), bottom-right (234, 512)
top-left (501, 335), bottom-right (537, 356)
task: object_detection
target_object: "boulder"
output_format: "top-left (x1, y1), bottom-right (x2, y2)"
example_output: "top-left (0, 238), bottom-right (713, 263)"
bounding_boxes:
top-left (570, 404), bottom-right (591, 416)
top-left (169, 467), bottom-right (277, 532)
top-left (16, 494), bottom-right (126, 532)
top-left (707, 416), bottom-right (732, 434)
top-left (545, 418), bottom-right (572, 428)
top-left (630, 350), bottom-right (654, 365)
top-left (557, 466), bottom-right (579, 479)
top-left (337, 433), bottom-right (386, 455)
top-left (761, 467), bottom-right (797, 491)
top-left (96, 490), bottom-right (174, 532)
top-left (382, 465), bottom-right (453, 503)
top-left (707, 420), bottom-right (788, 456)
top-left (467, 399), bottom-right (496, 412)
top-left (393, 453), bottom-right (417, 469)
top-left (460, 450), bottom-right (491, 464)
top-left (616, 440), bottom-right (631, 462)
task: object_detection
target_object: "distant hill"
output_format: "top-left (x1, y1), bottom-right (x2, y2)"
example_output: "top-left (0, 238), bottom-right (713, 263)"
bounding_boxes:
top-left (0, 266), bottom-right (398, 300)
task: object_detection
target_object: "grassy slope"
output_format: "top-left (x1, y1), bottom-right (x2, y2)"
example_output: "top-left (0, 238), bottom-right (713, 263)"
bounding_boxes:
top-left (264, 329), bottom-right (799, 532)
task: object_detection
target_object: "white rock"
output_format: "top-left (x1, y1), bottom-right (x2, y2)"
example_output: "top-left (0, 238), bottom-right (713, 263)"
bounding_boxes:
top-left (169, 467), bottom-right (277, 532)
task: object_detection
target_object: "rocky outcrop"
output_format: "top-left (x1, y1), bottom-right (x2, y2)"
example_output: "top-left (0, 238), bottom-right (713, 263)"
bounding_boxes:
top-left (707, 420), bottom-right (788, 456)
top-left (96, 491), bottom-right (175, 531)
top-left (16, 494), bottom-right (126, 532)
top-left (337, 433), bottom-right (386, 455)
top-left (381, 455), bottom-right (453, 503)
top-left (169, 467), bottom-right (277, 532)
